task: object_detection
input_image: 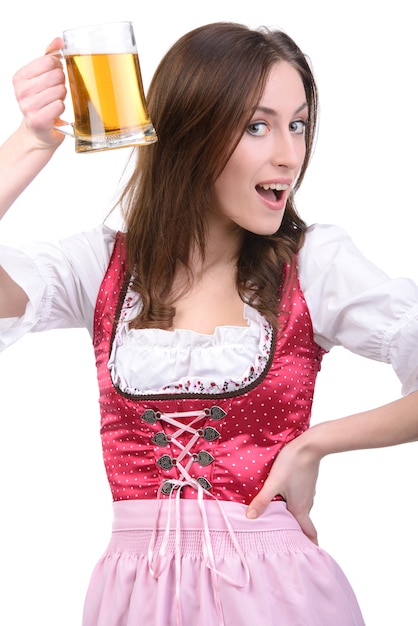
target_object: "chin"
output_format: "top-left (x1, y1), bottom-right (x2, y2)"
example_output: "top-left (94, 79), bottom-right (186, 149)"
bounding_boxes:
top-left (247, 222), bottom-right (283, 237)
top-left (243, 228), bottom-right (280, 238)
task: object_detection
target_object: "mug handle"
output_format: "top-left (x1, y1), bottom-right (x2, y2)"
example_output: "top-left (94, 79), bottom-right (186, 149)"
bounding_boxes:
top-left (54, 121), bottom-right (75, 137)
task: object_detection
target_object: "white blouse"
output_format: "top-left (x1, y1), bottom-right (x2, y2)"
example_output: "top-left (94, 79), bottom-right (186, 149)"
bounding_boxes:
top-left (1, 223), bottom-right (418, 396)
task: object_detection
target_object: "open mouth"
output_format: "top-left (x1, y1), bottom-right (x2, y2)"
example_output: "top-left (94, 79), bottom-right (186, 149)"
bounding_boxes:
top-left (256, 182), bottom-right (289, 202)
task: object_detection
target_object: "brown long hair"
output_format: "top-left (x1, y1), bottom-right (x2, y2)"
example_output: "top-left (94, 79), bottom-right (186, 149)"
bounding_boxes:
top-left (120, 22), bottom-right (318, 329)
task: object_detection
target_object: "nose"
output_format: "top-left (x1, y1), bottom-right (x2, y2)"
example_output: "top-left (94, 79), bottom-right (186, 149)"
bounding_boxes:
top-left (272, 130), bottom-right (303, 170)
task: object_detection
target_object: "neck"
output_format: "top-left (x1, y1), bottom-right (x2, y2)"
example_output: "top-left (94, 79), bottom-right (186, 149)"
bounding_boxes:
top-left (191, 213), bottom-right (244, 274)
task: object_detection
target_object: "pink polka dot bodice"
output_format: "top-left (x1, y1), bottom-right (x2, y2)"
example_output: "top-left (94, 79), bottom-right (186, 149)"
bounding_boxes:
top-left (93, 234), bottom-right (325, 505)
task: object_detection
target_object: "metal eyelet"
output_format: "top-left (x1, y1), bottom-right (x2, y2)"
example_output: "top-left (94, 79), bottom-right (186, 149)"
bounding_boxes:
top-left (199, 426), bottom-right (221, 442)
top-left (204, 406), bottom-right (227, 421)
top-left (140, 409), bottom-right (161, 424)
top-left (156, 454), bottom-right (175, 470)
top-left (152, 432), bottom-right (170, 447)
top-left (161, 481), bottom-right (176, 495)
top-left (196, 476), bottom-right (212, 491)
top-left (195, 450), bottom-right (215, 466)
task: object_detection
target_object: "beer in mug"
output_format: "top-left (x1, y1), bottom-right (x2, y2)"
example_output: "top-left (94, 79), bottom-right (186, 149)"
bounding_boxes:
top-left (58, 22), bottom-right (157, 152)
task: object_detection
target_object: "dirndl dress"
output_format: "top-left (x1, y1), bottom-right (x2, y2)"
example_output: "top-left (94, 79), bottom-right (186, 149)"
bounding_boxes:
top-left (84, 232), bottom-right (365, 625)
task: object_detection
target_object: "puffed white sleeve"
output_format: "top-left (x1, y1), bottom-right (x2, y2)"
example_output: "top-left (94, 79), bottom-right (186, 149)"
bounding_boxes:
top-left (0, 224), bottom-right (117, 350)
top-left (298, 223), bottom-right (418, 396)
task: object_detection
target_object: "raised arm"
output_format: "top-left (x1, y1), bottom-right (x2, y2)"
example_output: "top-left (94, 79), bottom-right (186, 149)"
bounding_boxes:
top-left (0, 38), bottom-right (66, 318)
top-left (0, 38), bottom-right (66, 219)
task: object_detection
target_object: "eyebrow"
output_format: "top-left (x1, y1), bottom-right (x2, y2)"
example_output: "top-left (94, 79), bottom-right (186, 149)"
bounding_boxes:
top-left (255, 102), bottom-right (308, 116)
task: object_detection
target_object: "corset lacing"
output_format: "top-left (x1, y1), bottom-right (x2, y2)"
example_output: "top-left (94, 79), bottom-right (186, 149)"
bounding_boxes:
top-left (142, 407), bottom-right (251, 626)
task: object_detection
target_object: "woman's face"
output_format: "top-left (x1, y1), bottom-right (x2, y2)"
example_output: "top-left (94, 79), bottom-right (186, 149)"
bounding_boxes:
top-left (212, 61), bottom-right (308, 236)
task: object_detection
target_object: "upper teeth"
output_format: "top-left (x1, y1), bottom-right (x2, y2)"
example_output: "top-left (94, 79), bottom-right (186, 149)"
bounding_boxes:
top-left (258, 183), bottom-right (289, 191)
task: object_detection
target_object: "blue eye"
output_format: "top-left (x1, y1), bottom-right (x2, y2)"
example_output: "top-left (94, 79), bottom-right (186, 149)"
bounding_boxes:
top-left (289, 120), bottom-right (306, 135)
top-left (247, 121), bottom-right (269, 136)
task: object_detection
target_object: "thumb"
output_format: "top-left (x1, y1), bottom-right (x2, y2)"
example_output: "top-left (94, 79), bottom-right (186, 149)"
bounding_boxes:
top-left (247, 485), bottom-right (319, 546)
top-left (246, 483), bottom-right (282, 520)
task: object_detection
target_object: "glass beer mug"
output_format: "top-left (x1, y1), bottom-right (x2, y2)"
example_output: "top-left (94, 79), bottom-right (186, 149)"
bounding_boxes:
top-left (56, 21), bottom-right (157, 152)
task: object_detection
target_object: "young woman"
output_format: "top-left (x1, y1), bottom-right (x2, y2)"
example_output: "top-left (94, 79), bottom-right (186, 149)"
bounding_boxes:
top-left (1, 21), bottom-right (418, 626)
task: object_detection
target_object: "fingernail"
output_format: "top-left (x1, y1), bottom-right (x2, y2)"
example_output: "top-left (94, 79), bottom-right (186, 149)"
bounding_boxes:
top-left (246, 508), bottom-right (258, 520)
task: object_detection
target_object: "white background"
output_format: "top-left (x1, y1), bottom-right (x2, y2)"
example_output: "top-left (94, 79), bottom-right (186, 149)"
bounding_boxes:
top-left (1, 1), bottom-right (417, 624)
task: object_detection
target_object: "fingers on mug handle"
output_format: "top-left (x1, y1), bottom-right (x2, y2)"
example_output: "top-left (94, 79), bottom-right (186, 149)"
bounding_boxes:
top-left (45, 38), bottom-right (64, 56)
top-left (43, 40), bottom-right (72, 136)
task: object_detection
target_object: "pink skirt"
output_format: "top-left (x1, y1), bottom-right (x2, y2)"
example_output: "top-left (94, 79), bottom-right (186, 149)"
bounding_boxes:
top-left (83, 499), bottom-right (364, 626)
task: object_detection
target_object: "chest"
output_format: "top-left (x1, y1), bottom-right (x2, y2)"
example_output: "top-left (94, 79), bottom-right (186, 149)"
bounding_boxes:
top-left (171, 266), bottom-right (247, 334)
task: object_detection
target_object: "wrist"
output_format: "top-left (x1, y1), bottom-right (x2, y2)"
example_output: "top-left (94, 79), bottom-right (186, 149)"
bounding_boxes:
top-left (19, 119), bottom-right (65, 152)
top-left (291, 423), bottom-right (328, 463)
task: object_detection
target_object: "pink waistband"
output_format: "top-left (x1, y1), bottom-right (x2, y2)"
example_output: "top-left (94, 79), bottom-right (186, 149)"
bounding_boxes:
top-left (111, 499), bottom-right (305, 626)
top-left (112, 498), bottom-right (301, 533)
